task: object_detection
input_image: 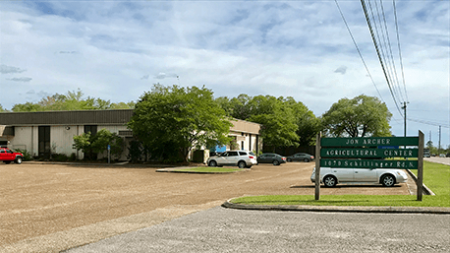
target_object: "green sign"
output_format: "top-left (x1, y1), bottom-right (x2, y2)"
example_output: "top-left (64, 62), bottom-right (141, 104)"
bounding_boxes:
top-left (321, 148), bottom-right (418, 158)
top-left (321, 159), bottom-right (418, 169)
top-left (321, 137), bottom-right (418, 147)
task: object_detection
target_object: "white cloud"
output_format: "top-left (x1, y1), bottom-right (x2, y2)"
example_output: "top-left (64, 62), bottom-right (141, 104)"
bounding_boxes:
top-left (0, 1), bottom-right (448, 146)
top-left (6, 77), bottom-right (32, 82)
top-left (0, 64), bottom-right (26, 74)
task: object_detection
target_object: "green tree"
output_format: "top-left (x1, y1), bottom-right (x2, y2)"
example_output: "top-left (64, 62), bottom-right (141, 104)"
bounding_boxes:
top-left (0, 104), bottom-right (5, 112)
top-left (247, 95), bottom-right (299, 150)
top-left (322, 95), bottom-right (392, 138)
top-left (128, 84), bottom-right (233, 163)
top-left (73, 132), bottom-right (92, 155)
top-left (282, 97), bottom-right (321, 146)
top-left (90, 128), bottom-right (123, 160)
top-left (11, 89), bottom-right (133, 112)
top-left (73, 129), bottom-right (124, 160)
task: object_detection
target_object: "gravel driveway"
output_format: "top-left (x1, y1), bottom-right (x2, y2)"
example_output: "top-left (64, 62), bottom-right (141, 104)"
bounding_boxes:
top-left (0, 161), bottom-right (411, 252)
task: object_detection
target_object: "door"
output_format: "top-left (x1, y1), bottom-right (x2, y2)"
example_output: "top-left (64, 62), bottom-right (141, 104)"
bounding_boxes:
top-left (354, 168), bottom-right (378, 182)
top-left (226, 151), bottom-right (239, 165)
top-left (0, 149), bottom-right (6, 160)
top-left (332, 168), bottom-right (354, 182)
top-left (39, 126), bottom-right (51, 159)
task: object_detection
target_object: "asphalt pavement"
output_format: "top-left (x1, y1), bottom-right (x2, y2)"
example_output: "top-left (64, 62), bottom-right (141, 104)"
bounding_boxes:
top-left (64, 206), bottom-right (450, 253)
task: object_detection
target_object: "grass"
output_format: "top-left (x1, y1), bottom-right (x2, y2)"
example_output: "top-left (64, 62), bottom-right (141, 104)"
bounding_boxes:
top-left (172, 167), bottom-right (245, 173)
top-left (231, 161), bottom-right (450, 207)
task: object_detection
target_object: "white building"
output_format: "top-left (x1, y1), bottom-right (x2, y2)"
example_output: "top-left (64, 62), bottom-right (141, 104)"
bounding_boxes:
top-left (0, 110), bottom-right (261, 160)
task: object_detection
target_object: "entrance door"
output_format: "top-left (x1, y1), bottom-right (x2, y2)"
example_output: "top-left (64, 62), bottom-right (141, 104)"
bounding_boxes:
top-left (39, 126), bottom-right (51, 159)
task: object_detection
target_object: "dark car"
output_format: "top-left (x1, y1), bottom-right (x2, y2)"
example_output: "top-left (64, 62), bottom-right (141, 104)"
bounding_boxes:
top-left (286, 153), bottom-right (314, 162)
top-left (257, 153), bottom-right (286, 166)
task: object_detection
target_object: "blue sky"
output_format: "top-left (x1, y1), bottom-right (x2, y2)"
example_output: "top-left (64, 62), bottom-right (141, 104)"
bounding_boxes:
top-left (0, 0), bottom-right (449, 148)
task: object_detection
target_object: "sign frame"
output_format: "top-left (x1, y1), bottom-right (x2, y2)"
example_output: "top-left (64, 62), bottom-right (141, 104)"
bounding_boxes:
top-left (315, 131), bottom-right (424, 201)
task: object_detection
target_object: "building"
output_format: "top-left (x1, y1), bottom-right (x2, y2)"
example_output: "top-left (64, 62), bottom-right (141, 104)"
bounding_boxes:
top-left (0, 110), bottom-right (261, 160)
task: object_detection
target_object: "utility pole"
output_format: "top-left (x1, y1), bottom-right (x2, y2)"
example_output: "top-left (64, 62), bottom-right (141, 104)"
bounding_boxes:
top-left (438, 125), bottom-right (441, 153)
top-left (401, 102), bottom-right (407, 138)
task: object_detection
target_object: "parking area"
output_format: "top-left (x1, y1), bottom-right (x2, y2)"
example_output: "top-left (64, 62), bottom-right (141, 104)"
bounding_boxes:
top-left (0, 161), bottom-right (411, 252)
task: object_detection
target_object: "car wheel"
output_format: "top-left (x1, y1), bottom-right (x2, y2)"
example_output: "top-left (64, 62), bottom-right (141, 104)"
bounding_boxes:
top-left (208, 160), bottom-right (217, 167)
top-left (273, 160), bottom-right (280, 166)
top-left (303, 158), bottom-right (310, 162)
top-left (323, 175), bottom-right (337, 187)
top-left (15, 157), bottom-right (23, 164)
top-left (287, 158), bottom-right (291, 162)
top-left (238, 161), bottom-right (246, 169)
top-left (381, 174), bottom-right (395, 187)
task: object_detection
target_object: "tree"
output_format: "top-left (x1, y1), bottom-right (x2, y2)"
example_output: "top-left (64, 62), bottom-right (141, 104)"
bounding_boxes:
top-left (128, 84), bottom-right (233, 163)
top-left (283, 97), bottom-right (321, 146)
top-left (0, 104), bottom-right (5, 112)
top-left (322, 95), bottom-right (392, 138)
top-left (73, 129), bottom-right (124, 160)
top-left (11, 89), bottom-right (134, 112)
top-left (247, 95), bottom-right (299, 150)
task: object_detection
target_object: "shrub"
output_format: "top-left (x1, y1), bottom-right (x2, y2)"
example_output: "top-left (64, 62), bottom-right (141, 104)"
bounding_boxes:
top-left (14, 149), bottom-right (33, 161)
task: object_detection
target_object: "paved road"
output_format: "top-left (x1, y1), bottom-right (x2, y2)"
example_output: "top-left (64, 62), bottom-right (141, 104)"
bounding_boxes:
top-left (65, 206), bottom-right (450, 253)
top-left (425, 157), bottom-right (450, 166)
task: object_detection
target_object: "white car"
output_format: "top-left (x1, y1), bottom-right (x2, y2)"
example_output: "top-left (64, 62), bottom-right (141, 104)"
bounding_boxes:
top-left (310, 167), bottom-right (408, 187)
top-left (207, 150), bottom-right (258, 168)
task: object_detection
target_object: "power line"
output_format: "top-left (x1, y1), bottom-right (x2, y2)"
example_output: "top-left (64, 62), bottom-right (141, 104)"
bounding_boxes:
top-left (392, 0), bottom-right (409, 102)
top-left (334, 0), bottom-right (385, 102)
top-left (360, 0), bottom-right (403, 118)
top-left (379, 0), bottom-right (404, 103)
top-left (408, 118), bottom-right (450, 128)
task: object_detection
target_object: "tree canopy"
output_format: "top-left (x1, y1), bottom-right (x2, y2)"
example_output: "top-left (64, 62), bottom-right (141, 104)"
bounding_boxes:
top-left (128, 84), bottom-right (233, 163)
top-left (9, 89), bottom-right (135, 112)
top-left (0, 104), bottom-right (5, 112)
top-left (215, 94), bottom-right (320, 148)
top-left (321, 94), bottom-right (392, 138)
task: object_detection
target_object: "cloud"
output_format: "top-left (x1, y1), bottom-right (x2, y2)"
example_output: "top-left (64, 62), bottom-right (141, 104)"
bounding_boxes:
top-left (26, 90), bottom-right (35, 95)
top-left (334, 66), bottom-right (347, 75)
top-left (7, 77), bottom-right (32, 82)
top-left (155, 72), bottom-right (178, 79)
top-left (58, 51), bottom-right (78, 54)
top-left (37, 90), bottom-right (50, 98)
top-left (140, 74), bottom-right (149, 80)
top-left (0, 64), bottom-right (26, 74)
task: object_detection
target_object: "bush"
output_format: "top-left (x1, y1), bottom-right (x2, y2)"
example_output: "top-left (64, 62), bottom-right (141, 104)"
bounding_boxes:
top-left (52, 153), bottom-right (70, 162)
top-left (14, 149), bottom-right (33, 161)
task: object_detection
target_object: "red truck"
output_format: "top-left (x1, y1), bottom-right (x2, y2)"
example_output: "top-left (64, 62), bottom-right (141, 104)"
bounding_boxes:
top-left (0, 147), bottom-right (24, 164)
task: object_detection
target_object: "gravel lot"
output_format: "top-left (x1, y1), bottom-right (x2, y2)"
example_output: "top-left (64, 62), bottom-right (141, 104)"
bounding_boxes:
top-left (0, 161), bottom-right (411, 252)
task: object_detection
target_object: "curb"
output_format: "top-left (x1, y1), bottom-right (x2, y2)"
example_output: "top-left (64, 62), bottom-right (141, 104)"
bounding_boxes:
top-left (156, 168), bottom-right (249, 174)
top-left (222, 198), bottom-right (450, 214)
top-left (406, 169), bottom-right (436, 196)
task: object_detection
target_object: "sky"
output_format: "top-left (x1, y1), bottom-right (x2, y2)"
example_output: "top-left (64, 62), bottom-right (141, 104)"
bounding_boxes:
top-left (0, 0), bottom-right (449, 149)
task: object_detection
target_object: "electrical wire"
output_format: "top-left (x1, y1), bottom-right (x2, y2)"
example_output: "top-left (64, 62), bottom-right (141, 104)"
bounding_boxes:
top-left (334, 0), bottom-right (385, 102)
top-left (392, 0), bottom-right (409, 102)
top-left (360, 0), bottom-right (404, 118)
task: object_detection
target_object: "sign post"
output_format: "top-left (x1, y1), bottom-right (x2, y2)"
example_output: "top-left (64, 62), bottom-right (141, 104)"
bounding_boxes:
top-left (107, 144), bottom-right (111, 164)
top-left (317, 133), bottom-right (423, 201)
top-left (315, 132), bottom-right (321, 200)
top-left (417, 131), bottom-right (424, 201)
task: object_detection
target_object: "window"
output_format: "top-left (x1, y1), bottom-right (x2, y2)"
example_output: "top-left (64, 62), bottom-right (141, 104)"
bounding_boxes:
top-left (239, 151), bottom-right (247, 156)
top-left (228, 151), bottom-right (238, 156)
top-left (0, 149), bottom-right (4, 153)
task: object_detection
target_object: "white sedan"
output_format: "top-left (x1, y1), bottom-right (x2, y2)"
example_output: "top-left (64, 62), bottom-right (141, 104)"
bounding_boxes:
top-left (310, 167), bottom-right (408, 187)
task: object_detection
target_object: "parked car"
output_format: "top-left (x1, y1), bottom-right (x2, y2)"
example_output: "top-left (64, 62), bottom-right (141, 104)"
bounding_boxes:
top-left (286, 153), bottom-right (314, 162)
top-left (439, 154), bottom-right (446, 158)
top-left (310, 167), bottom-right (408, 187)
top-left (0, 147), bottom-right (24, 164)
top-left (207, 150), bottom-right (257, 168)
top-left (257, 153), bottom-right (286, 166)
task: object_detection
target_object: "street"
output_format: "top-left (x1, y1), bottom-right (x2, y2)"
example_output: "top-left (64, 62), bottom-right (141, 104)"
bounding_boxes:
top-left (65, 207), bottom-right (450, 253)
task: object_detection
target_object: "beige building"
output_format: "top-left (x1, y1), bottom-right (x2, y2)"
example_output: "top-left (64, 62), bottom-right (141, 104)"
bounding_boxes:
top-left (0, 110), bottom-right (261, 160)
